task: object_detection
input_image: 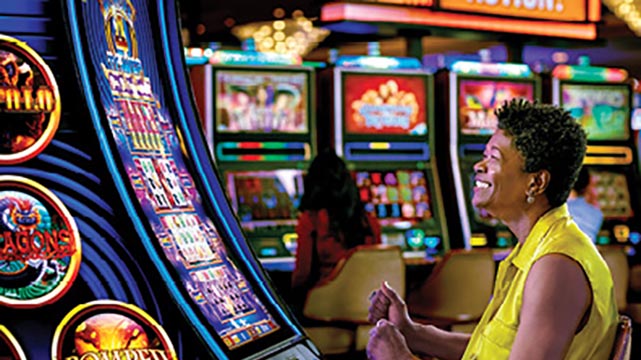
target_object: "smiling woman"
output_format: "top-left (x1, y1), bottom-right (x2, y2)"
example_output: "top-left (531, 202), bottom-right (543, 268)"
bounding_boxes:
top-left (366, 99), bottom-right (619, 360)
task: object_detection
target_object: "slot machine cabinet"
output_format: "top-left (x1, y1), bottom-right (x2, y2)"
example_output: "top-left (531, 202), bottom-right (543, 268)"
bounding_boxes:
top-left (187, 50), bottom-right (317, 271)
top-left (550, 65), bottom-right (641, 251)
top-left (323, 55), bottom-right (451, 261)
top-left (435, 61), bottom-right (542, 251)
top-left (632, 79), bottom-right (641, 176)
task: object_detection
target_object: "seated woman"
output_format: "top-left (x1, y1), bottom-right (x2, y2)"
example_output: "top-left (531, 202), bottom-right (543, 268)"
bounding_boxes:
top-left (291, 148), bottom-right (381, 297)
top-left (367, 99), bottom-right (618, 359)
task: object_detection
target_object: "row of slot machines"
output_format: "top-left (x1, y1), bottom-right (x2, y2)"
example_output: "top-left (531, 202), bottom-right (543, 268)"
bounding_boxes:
top-left (0, 0), bottom-right (320, 358)
top-left (186, 49), bottom-right (641, 268)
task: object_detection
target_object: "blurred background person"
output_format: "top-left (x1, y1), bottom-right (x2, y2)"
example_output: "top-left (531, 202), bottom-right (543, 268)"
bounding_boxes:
top-left (291, 148), bottom-right (381, 310)
top-left (567, 166), bottom-right (604, 243)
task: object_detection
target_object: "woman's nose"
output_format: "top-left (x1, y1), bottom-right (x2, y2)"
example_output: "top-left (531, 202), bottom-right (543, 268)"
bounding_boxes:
top-left (473, 159), bottom-right (486, 174)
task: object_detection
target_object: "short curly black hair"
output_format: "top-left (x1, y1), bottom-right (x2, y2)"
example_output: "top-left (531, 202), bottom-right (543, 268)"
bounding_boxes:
top-left (496, 99), bottom-right (587, 207)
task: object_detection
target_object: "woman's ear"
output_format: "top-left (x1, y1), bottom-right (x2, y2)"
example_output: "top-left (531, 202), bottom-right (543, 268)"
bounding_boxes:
top-left (529, 170), bottom-right (551, 196)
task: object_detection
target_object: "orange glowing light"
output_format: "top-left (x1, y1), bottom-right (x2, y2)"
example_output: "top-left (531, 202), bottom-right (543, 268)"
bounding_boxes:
top-left (321, 2), bottom-right (597, 40)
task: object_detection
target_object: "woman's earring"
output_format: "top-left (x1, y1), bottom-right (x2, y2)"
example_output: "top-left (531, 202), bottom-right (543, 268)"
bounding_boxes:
top-left (526, 192), bottom-right (535, 204)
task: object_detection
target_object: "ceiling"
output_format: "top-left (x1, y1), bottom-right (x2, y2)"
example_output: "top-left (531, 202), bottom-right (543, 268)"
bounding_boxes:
top-left (179, 2), bottom-right (641, 78)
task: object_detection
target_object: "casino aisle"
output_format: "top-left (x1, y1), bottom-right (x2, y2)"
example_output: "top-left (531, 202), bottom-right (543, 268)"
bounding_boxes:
top-left (181, 0), bottom-right (641, 357)
top-left (0, 0), bottom-right (321, 359)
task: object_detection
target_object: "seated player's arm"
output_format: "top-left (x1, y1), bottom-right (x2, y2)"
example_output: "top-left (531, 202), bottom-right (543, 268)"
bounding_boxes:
top-left (509, 254), bottom-right (591, 360)
top-left (369, 282), bottom-right (471, 360)
top-left (402, 322), bottom-right (471, 360)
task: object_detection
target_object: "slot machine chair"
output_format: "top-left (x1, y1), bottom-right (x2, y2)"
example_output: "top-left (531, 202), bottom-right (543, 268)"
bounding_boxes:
top-left (600, 245), bottom-right (641, 335)
top-left (302, 244), bottom-right (405, 354)
top-left (599, 246), bottom-right (630, 314)
top-left (610, 315), bottom-right (632, 360)
top-left (406, 249), bottom-right (495, 333)
top-left (628, 264), bottom-right (641, 323)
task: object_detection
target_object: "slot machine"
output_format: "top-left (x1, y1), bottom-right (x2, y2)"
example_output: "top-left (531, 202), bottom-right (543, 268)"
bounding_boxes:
top-left (632, 79), bottom-right (641, 174)
top-left (187, 50), bottom-right (316, 270)
top-left (0, 0), bottom-right (321, 358)
top-left (550, 64), bottom-right (641, 250)
top-left (435, 61), bottom-right (541, 250)
top-left (323, 55), bottom-right (450, 260)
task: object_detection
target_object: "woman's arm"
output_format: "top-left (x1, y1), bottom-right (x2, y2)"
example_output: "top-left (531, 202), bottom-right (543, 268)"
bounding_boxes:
top-left (403, 322), bottom-right (471, 360)
top-left (509, 254), bottom-right (591, 360)
top-left (369, 282), bottom-right (471, 359)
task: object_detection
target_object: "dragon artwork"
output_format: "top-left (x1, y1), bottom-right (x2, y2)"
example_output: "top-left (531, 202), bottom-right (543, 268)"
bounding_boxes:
top-left (0, 193), bottom-right (63, 296)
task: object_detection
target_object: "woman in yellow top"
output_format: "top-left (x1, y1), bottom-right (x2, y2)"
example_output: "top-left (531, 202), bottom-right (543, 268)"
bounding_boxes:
top-left (367, 99), bottom-right (618, 359)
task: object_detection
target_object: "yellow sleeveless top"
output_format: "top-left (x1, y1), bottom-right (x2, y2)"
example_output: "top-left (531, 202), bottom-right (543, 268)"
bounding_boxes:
top-left (462, 205), bottom-right (618, 359)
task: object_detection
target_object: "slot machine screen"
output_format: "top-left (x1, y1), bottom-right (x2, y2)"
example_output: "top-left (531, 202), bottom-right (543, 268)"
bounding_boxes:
top-left (353, 169), bottom-right (433, 226)
top-left (342, 73), bottom-right (428, 136)
top-left (215, 69), bottom-right (309, 134)
top-left (458, 79), bottom-right (535, 135)
top-left (632, 92), bottom-right (641, 130)
top-left (226, 170), bottom-right (304, 227)
top-left (591, 170), bottom-right (633, 220)
top-left (560, 83), bottom-right (630, 141)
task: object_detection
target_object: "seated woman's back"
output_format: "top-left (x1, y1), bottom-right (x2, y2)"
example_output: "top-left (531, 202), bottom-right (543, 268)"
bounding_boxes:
top-left (293, 208), bottom-right (380, 287)
top-left (291, 148), bottom-right (381, 292)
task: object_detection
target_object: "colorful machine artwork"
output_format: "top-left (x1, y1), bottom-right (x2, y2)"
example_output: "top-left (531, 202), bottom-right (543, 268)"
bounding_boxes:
top-left (343, 73), bottom-right (428, 136)
top-left (215, 70), bottom-right (308, 134)
top-left (51, 300), bottom-right (177, 360)
top-left (0, 175), bottom-right (81, 308)
top-left (0, 34), bottom-right (60, 164)
top-left (458, 79), bottom-right (534, 135)
top-left (561, 84), bottom-right (630, 141)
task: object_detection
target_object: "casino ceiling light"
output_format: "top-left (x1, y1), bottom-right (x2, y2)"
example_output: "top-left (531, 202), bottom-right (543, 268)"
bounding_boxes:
top-left (603, 0), bottom-right (641, 36)
top-left (231, 14), bottom-right (330, 57)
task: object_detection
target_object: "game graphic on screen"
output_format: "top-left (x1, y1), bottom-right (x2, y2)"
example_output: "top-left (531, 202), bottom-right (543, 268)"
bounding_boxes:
top-left (353, 170), bottom-right (432, 226)
top-left (226, 170), bottom-right (304, 227)
top-left (561, 84), bottom-right (630, 141)
top-left (79, 0), bottom-right (281, 350)
top-left (215, 70), bottom-right (308, 134)
top-left (343, 73), bottom-right (427, 136)
top-left (591, 170), bottom-right (633, 219)
top-left (458, 79), bottom-right (534, 135)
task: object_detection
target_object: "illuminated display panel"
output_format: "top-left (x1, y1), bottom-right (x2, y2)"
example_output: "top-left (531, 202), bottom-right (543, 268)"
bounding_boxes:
top-left (226, 170), bottom-right (304, 227)
top-left (458, 79), bottom-right (534, 135)
top-left (76, 0), bottom-right (289, 353)
top-left (342, 73), bottom-right (428, 136)
top-left (592, 170), bottom-right (633, 220)
top-left (215, 69), bottom-right (309, 134)
top-left (353, 169), bottom-right (433, 226)
top-left (561, 83), bottom-right (630, 141)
